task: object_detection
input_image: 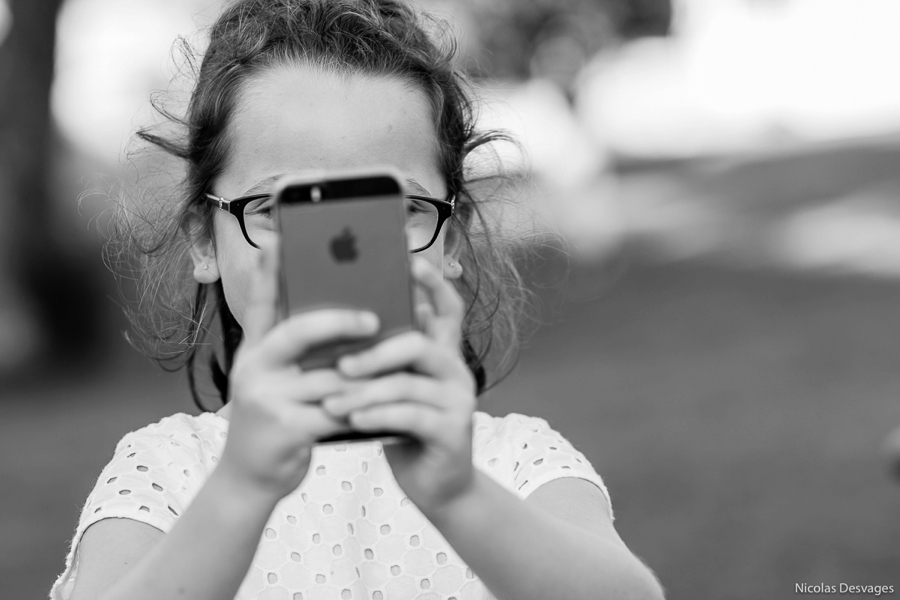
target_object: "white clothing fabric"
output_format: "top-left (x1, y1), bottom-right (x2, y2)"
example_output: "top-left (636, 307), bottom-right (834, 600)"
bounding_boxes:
top-left (51, 411), bottom-right (610, 600)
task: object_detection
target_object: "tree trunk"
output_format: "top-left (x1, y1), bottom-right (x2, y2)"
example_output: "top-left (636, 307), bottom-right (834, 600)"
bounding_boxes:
top-left (0, 0), bottom-right (102, 376)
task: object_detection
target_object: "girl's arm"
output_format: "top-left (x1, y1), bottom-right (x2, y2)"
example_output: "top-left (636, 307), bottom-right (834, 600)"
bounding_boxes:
top-left (426, 471), bottom-right (665, 600)
top-left (70, 464), bottom-right (279, 600)
top-left (70, 244), bottom-right (373, 600)
top-left (326, 258), bottom-right (664, 600)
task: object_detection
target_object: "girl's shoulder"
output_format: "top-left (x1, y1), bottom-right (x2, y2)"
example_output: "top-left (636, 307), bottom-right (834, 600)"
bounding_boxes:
top-left (115, 411), bottom-right (227, 457)
top-left (471, 411), bottom-right (577, 455)
top-left (471, 411), bottom-right (612, 511)
top-left (74, 412), bottom-right (228, 533)
top-left (104, 412), bottom-right (229, 497)
top-left (49, 413), bottom-right (227, 600)
top-left (472, 411), bottom-right (553, 438)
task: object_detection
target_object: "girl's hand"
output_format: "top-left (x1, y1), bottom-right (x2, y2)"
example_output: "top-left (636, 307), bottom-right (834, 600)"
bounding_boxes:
top-left (217, 240), bottom-right (378, 501)
top-left (323, 257), bottom-right (477, 515)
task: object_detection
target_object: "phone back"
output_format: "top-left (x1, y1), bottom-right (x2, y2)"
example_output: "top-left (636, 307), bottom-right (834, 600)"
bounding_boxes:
top-left (277, 173), bottom-right (414, 369)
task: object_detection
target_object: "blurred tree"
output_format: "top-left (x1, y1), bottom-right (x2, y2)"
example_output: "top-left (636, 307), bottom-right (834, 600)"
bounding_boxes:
top-left (0, 0), bottom-right (103, 378)
top-left (463, 0), bottom-right (672, 82)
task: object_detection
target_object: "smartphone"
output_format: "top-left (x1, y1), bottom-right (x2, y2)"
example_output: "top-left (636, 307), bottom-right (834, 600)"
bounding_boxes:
top-left (274, 168), bottom-right (416, 445)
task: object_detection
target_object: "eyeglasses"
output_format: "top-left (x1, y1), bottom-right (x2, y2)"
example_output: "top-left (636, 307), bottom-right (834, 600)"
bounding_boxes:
top-left (204, 191), bottom-right (454, 253)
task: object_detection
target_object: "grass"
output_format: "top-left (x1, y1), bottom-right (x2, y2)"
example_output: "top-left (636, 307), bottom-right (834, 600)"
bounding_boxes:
top-left (487, 260), bottom-right (900, 599)
top-left (2, 259), bottom-right (900, 599)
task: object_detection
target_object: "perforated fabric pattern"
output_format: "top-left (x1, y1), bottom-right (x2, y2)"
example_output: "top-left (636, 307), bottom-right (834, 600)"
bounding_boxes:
top-left (471, 413), bottom-right (611, 505)
top-left (51, 411), bottom-right (609, 600)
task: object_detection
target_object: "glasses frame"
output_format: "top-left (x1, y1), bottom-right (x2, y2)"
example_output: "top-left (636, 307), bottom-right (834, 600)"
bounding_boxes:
top-left (204, 191), bottom-right (455, 252)
top-left (403, 194), bottom-right (455, 253)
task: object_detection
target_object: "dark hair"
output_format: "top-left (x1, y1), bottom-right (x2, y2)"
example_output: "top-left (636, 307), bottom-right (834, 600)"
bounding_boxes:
top-left (113, 0), bottom-right (534, 411)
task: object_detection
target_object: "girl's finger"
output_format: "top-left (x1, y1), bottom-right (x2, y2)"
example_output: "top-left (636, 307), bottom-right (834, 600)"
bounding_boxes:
top-left (337, 331), bottom-right (468, 382)
top-left (252, 369), bottom-right (356, 405)
top-left (413, 256), bottom-right (465, 319)
top-left (256, 309), bottom-right (379, 366)
top-left (227, 385), bottom-right (354, 442)
top-left (323, 372), bottom-right (451, 417)
top-left (348, 401), bottom-right (445, 443)
top-left (412, 257), bottom-right (465, 327)
top-left (242, 238), bottom-right (280, 346)
top-left (415, 302), bottom-right (435, 334)
top-left (290, 402), bottom-right (356, 441)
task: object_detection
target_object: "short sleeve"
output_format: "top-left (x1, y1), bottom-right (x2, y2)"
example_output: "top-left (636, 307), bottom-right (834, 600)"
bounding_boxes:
top-left (503, 414), bottom-right (612, 515)
top-left (50, 417), bottom-right (215, 600)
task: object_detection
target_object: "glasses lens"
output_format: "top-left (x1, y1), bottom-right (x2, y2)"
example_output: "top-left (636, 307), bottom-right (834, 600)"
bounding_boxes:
top-left (405, 197), bottom-right (441, 252)
top-left (241, 195), bottom-right (276, 246)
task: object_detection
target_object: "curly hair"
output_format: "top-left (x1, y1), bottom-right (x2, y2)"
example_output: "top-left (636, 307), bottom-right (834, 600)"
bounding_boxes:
top-left (111, 0), bottom-right (536, 411)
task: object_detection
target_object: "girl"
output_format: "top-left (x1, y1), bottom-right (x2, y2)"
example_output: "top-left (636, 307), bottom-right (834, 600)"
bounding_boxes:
top-left (52, 1), bottom-right (663, 599)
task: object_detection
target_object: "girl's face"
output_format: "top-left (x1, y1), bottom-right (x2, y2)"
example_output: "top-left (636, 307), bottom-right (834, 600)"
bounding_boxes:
top-left (191, 63), bottom-right (458, 328)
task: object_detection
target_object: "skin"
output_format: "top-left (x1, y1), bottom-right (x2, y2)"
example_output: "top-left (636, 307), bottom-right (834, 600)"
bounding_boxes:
top-left (191, 63), bottom-right (474, 509)
top-left (68, 62), bottom-right (663, 600)
top-left (193, 64), bottom-right (460, 321)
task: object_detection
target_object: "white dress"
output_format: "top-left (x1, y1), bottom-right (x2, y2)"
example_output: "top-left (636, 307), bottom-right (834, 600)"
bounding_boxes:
top-left (50, 411), bottom-right (610, 600)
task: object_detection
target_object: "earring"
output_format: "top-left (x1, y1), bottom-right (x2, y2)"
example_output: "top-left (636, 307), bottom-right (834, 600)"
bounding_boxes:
top-left (203, 264), bottom-right (209, 270)
top-left (445, 258), bottom-right (462, 278)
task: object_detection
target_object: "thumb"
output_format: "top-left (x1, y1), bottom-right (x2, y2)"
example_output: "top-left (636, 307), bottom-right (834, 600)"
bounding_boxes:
top-left (242, 237), bottom-right (281, 346)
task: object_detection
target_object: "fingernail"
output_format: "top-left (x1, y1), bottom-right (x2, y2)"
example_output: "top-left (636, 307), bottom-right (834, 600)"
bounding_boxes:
top-left (337, 355), bottom-right (357, 375)
top-left (323, 397), bottom-right (343, 415)
top-left (359, 312), bottom-right (379, 331)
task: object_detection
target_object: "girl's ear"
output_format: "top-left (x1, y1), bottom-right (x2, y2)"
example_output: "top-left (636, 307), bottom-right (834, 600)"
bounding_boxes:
top-left (187, 214), bottom-right (221, 284)
top-left (442, 226), bottom-right (464, 280)
top-left (443, 255), bottom-right (463, 279)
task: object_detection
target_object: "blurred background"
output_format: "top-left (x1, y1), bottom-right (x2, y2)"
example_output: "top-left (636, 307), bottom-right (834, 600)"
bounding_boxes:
top-left (2, 0), bottom-right (900, 598)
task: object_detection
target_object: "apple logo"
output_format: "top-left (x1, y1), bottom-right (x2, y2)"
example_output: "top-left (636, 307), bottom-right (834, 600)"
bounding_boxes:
top-left (330, 227), bottom-right (359, 262)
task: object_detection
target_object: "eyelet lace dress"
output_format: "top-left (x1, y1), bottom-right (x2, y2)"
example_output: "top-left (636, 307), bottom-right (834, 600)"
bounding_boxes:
top-left (51, 411), bottom-right (610, 600)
